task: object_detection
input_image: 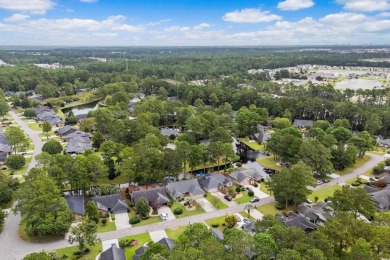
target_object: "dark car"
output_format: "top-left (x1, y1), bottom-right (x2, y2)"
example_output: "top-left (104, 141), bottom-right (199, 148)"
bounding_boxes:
top-left (224, 195), bottom-right (233, 201)
top-left (250, 197), bottom-right (260, 203)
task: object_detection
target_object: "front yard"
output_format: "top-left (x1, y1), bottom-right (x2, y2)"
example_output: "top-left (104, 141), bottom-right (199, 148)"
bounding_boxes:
top-left (205, 194), bottom-right (228, 209)
top-left (165, 225), bottom-right (187, 240)
top-left (308, 185), bottom-right (342, 202)
top-left (96, 220), bottom-right (116, 233)
top-left (171, 201), bottom-right (206, 218)
top-left (205, 215), bottom-right (234, 232)
top-left (256, 156), bottom-right (284, 171)
top-left (120, 233), bottom-right (152, 259)
top-left (128, 210), bottom-right (161, 226)
top-left (54, 242), bottom-right (102, 260)
top-left (236, 138), bottom-right (265, 151)
top-left (257, 203), bottom-right (295, 216)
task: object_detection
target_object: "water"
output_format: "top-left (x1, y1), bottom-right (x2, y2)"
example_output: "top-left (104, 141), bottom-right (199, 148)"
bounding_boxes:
top-left (62, 101), bottom-right (100, 116)
top-left (335, 78), bottom-right (383, 90)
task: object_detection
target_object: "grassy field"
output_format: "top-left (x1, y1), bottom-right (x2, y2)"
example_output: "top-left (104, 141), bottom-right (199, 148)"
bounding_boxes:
top-left (256, 156), bottom-right (284, 171)
top-left (205, 194), bottom-right (229, 209)
top-left (236, 138), bottom-right (265, 151)
top-left (27, 123), bottom-right (42, 131)
top-left (165, 225), bottom-right (187, 240)
top-left (205, 215), bottom-right (232, 232)
top-left (128, 211), bottom-right (161, 226)
top-left (257, 203), bottom-right (295, 216)
top-left (239, 211), bottom-right (255, 220)
top-left (120, 233), bottom-right (152, 259)
top-left (260, 183), bottom-right (271, 195)
top-left (308, 185), bottom-right (342, 202)
top-left (171, 201), bottom-right (206, 218)
top-left (95, 174), bottom-right (129, 185)
top-left (234, 191), bottom-right (253, 205)
top-left (336, 155), bottom-right (370, 176)
top-left (97, 220), bottom-right (116, 233)
top-left (369, 146), bottom-right (387, 155)
top-left (54, 242), bottom-right (102, 260)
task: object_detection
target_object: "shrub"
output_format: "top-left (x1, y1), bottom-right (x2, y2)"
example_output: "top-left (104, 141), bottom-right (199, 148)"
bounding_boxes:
top-left (240, 186), bottom-right (246, 191)
top-left (129, 217), bottom-right (140, 225)
top-left (204, 193), bottom-right (208, 197)
top-left (314, 196), bottom-right (319, 203)
top-left (275, 202), bottom-right (285, 210)
top-left (6, 154), bottom-right (26, 170)
top-left (101, 219), bottom-right (107, 225)
top-left (119, 239), bottom-right (129, 249)
top-left (236, 162), bottom-right (242, 167)
top-left (72, 251), bottom-right (82, 256)
top-left (42, 140), bottom-right (63, 155)
top-left (84, 248), bottom-right (90, 253)
top-left (235, 186), bottom-right (241, 192)
top-left (253, 183), bottom-right (259, 188)
top-left (211, 223), bottom-right (219, 228)
top-left (248, 190), bottom-right (255, 197)
top-left (173, 208), bottom-right (183, 215)
top-left (351, 182), bottom-right (360, 187)
top-left (375, 179), bottom-right (387, 188)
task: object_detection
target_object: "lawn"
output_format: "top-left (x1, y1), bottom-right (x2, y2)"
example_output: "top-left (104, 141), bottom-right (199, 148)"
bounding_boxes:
top-left (39, 131), bottom-right (55, 138)
top-left (3, 164), bottom-right (29, 176)
top-left (97, 220), bottom-right (116, 233)
top-left (256, 156), bottom-right (284, 171)
top-left (27, 123), bottom-right (42, 131)
top-left (257, 203), bottom-right (295, 216)
top-left (54, 241), bottom-right (102, 260)
top-left (205, 215), bottom-right (232, 232)
top-left (239, 211), bottom-right (255, 221)
top-left (369, 147), bottom-right (387, 155)
top-left (95, 174), bottom-right (129, 185)
top-left (260, 183), bottom-right (271, 195)
top-left (171, 201), bottom-right (205, 218)
top-left (205, 194), bottom-right (228, 209)
top-left (128, 210), bottom-right (161, 226)
top-left (234, 191), bottom-right (253, 205)
top-left (236, 138), bottom-right (265, 151)
top-left (165, 225), bottom-right (187, 240)
top-left (120, 233), bottom-right (152, 259)
top-left (336, 155), bottom-right (370, 176)
top-left (308, 185), bottom-right (342, 202)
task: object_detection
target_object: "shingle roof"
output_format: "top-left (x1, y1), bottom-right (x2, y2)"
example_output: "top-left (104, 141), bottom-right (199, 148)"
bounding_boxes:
top-left (370, 189), bottom-right (390, 211)
top-left (157, 237), bottom-right (176, 250)
top-left (277, 212), bottom-right (317, 232)
top-left (91, 194), bottom-right (128, 214)
top-left (101, 244), bottom-right (125, 260)
top-left (165, 179), bottom-right (205, 198)
top-left (211, 228), bottom-right (224, 241)
top-left (198, 174), bottom-right (230, 191)
top-left (62, 131), bottom-right (91, 141)
top-left (297, 202), bottom-right (333, 223)
top-left (293, 119), bottom-right (314, 127)
top-left (132, 187), bottom-right (170, 205)
top-left (65, 195), bottom-right (85, 215)
top-left (229, 168), bottom-right (260, 183)
top-left (56, 125), bottom-right (76, 135)
top-left (65, 136), bottom-right (92, 154)
top-left (160, 128), bottom-right (179, 137)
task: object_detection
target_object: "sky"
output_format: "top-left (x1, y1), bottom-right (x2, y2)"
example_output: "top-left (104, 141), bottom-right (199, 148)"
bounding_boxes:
top-left (0, 0), bottom-right (390, 46)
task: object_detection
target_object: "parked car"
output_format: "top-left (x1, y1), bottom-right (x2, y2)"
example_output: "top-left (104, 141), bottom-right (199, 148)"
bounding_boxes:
top-left (369, 178), bottom-right (376, 182)
top-left (245, 187), bottom-right (252, 191)
top-left (306, 199), bottom-right (312, 204)
top-left (250, 197), bottom-right (260, 203)
top-left (243, 218), bottom-right (250, 224)
top-left (160, 213), bottom-right (168, 221)
top-left (316, 180), bottom-right (323, 185)
top-left (224, 195), bottom-right (233, 201)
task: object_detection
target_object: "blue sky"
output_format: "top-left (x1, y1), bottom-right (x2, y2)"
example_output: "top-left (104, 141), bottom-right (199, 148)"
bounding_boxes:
top-left (0, 0), bottom-right (389, 45)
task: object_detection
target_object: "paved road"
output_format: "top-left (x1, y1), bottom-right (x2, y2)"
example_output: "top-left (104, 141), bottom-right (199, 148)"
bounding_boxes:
top-left (0, 152), bottom-right (383, 259)
top-left (8, 111), bottom-right (43, 172)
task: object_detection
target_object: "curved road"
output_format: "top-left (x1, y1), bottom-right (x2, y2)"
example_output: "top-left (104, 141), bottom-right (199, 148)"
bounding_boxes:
top-left (0, 112), bottom-right (384, 260)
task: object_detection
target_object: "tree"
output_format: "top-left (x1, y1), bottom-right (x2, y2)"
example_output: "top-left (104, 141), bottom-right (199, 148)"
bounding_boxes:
top-left (225, 214), bottom-right (237, 228)
top-left (253, 233), bottom-right (278, 260)
top-left (85, 201), bottom-right (99, 224)
top-left (210, 127), bottom-right (232, 143)
top-left (188, 144), bottom-right (202, 173)
top-left (267, 162), bottom-right (315, 208)
top-left (136, 197), bottom-right (150, 218)
top-left (236, 106), bottom-right (260, 137)
top-left (331, 185), bottom-right (376, 219)
top-left (5, 126), bottom-right (28, 153)
top-left (0, 208), bottom-right (5, 226)
top-left (140, 242), bottom-right (170, 260)
top-left (349, 238), bottom-right (378, 260)
top-left (365, 114), bottom-right (382, 135)
top-left (6, 154), bottom-right (26, 170)
top-left (23, 108), bottom-right (36, 119)
top-left (42, 121), bottom-right (52, 139)
top-left (276, 249), bottom-right (301, 260)
top-left (221, 142), bottom-right (239, 174)
top-left (224, 228), bottom-right (255, 259)
top-left (273, 117), bottom-right (291, 129)
top-left (42, 140), bottom-right (63, 155)
top-left (92, 131), bottom-right (105, 149)
top-left (14, 168), bottom-right (73, 236)
top-left (299, 140), bottom-right (334, 177)
top-left (68, 217), bottom-right (98, 252)
top-left (176, 141), bottom-right (191, 174)
top-left (23, 252), bottom-right (53, 260)
top-left (266, 127), bottom-right (302, 164)
top-left (313, 120), bottom-right (330, 131)
top-left (94, 108), bottom-right (113, 134)
top-left (208, 141), bottom-right (223, 172)
top-left (348, 131), bottom-right (372, 158)
top-left (0, 98), bottom-right (9, 123)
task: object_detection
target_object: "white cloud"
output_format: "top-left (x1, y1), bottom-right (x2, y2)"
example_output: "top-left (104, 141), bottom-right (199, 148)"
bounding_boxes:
top-left (378, 12), bottom-right (390, 17)
top-left (194, 23), bottom-right (210, 30)
top-left (336, 0), bottom-right (390, 12)
top-left (222, 8), bottom-right (281, 23)
top-left (146, 19), bottom-right (171, 26)
top-left (80, 0), bottom-right (98, 3)
top-left (4, 13), bottom-right (30, 22)
top-left (277, 0), bottom-right (314, 11)
top-left (0, 0), bottom-right (54, 14)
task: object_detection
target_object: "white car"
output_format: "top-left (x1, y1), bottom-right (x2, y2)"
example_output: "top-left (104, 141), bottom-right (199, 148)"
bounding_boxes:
top-left (160, 213), bottom-right (168, 221)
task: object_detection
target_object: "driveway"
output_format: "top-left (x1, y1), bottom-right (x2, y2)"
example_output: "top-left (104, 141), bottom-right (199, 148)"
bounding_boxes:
top-left (114, 213), bottom-right (131, 230)
top-left (212, 191), bottom-right (237, 207)
top-left (196, 198), bottom-right (216, 212)
top-left (245, 185), bottom-right (269, 199)
top-left (149, 230), bottom-right (168, 242)
top-left (158, 206), bottom-right (175, 220)
top-left (102, 239), bottom-right (119, 251)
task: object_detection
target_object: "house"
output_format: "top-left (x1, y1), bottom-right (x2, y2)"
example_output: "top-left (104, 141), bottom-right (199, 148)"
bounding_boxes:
top-left (65, 136), bottom-right (93, 154)
top-left (55, 125), bottom-right (77, 137)
top-left (62, 131), bottom-right (91, 142)
top-left (377, 137), bottom-right (390, 147)
top-left (91, 194), bottom-right (128, 214)
top-left (35, 105), bottom-right (65, 126)
top-left (76, 114), bottom-right (88, 121)
top-left (160, 128), bottom-right (179, 138)
top-left (0, 128), bottom-right (11, 163)
top-left (276, 212), bottom-right (318, 233)
top-left (296, 202), bottom-right (334, 226)
top-left (65, 195), bottom-right (85, 215)
top-left (131, 186), bottom-right (170, 207)
top-left (35, 105), bottom-right (54, 116)
top-left (241, 221), bottom-right (256, 235)
top-left (133, 237), bottom-right (175, 260)
top-left (198, 174), bottom-right (233, 192)
top-left (101, 244), bottom-right (125, 260)
top-left (253, 130), bottom-right (271, 144)
top-left (212, 228), bottom-right (224, 241)
top-left (378, 175), bottom-right (390, 185)
top-left (165, 178), bottom-right (205, 199)
top-left (229, 168), bottom-right (261, 185)
top-left (367, 188), bottom-right (390, 212)
top-left (293, 119), bottom-right (314, 129)
top-left (133, 93), bottom-right (145, 99)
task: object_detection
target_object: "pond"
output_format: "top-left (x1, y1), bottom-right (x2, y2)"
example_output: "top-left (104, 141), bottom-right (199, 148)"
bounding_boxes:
top-left (62, 101), bottom-right (100, 116)
top-left (335, 78), bottom-right (384, 90)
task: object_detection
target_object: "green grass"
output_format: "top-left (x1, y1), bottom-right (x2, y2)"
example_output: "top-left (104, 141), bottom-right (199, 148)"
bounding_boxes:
top-left (239, 211), bottom-right (255, 220)
top-left (205, 215), bottom-right (232, 232)
top-left (256, 156), bottom-right (284, 171)
top-left (236, 138), bottom-right (265, 151)
top-left (27, 123), bottom-right (42, 131)
top-left (205, 194), bottom-right (228, 209)
top-left (54, 241), bottom-right (102, 260)
top-left (260, 183), bottom-right (271, 195)
top-left (39, 131), bottom-right (55, 137)
top-left (369, 147), bottom-right (387, 155)
top-left (97, 220), bottom-right (116, 233)
top-left (3, 165), bottom-right (29, 176)
top-left (234, 191), bottom-right (253, 205)
top-left (257, 203), bottom-right (295, 216)
top-left (128, 211), bottom-right (161, 226)
top-left (336, 155), bottom-right (370, 176)
top-left (165, 226), bottom-right (187, 240)
top-left (120, 233), bottom-right (152, 259)
top-left (308, 185), bottom-right (342, 202)
top-left (95, 174), bottom-right (129, 185)
top-left (171, 201), bottom-right (205, 218)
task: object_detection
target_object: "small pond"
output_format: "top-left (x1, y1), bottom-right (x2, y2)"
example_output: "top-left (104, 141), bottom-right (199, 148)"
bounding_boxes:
top-left (62, 101), bottom-right (100, 116)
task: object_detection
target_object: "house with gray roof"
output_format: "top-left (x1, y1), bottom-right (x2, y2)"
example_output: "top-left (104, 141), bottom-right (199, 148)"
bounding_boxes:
top-left (101, 244), bottom-right (125, 260)
top-left (55, 125), bottom-right (77, 137)
top-left (211, 228), bottom-right (224, 241)
top-left (229, 168), bottom-right (261, 185)
top-left (297, 202), bottom-right (334, 226)
top-left (241, 221), bottom-right (256, 235)
top-left (65, 195), bottom-right (85, 215)
top-left (160, 128), bottom-right (179, 138)
top-left (133, 237), bottom-right (175, 260)
top-left (0, 128), bottom-right (11, 163)
top-left (369, 188), bottom-right (390, 212)
top-left (131, 186), bottom-right (170, 207)
top-left (91, 194), bottom-right (128, 214)
top-left (377, 137), bottom-right (390, 147)
top-left (62, 131), bottom-right (91, 142)
top-left (293, 119), bottom-right (314, 129)
top-left (198, 173), bottom-right (233, 192)
top-left (65, 136), bottom-right (93, 154)
top-left (276, 212), bottom-right (318, 233)
top-left (35, 105), bottom-right (64, 126)
top-left (165, 178), bottom-right (205, 199)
